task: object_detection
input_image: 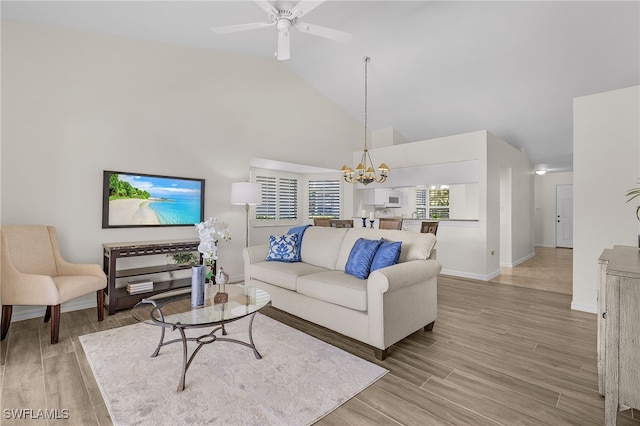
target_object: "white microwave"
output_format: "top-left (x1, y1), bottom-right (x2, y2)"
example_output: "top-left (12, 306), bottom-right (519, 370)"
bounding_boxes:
top-left (384, 190), bottom-right (403, 207)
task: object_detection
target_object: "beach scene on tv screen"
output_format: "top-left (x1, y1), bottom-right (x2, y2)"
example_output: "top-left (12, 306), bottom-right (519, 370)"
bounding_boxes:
top-left (108, 173), bottom-right (202, 226)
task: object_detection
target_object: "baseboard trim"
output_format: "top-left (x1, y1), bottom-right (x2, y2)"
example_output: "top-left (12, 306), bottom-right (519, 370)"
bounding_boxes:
top-left (570, 301), bottom-right (597, 314)
top-left (501, 251), bottom-right (536, 268)
top-left (11, 294), bottom-right (97, 322)
top-left (440, 269), bottom-right (501, 282)
top-left (10, 277), bottom-right (247, 322)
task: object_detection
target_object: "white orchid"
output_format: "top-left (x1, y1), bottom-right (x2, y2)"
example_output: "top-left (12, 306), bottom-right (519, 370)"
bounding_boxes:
top-left (195, 217), bottom-right (231, 260)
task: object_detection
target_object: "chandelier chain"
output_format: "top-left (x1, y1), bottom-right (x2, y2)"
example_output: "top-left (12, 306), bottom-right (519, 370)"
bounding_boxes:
top-left (339, 55), bottom-right (388, 186)
top-left (363, 56), bottom-right (369, 151)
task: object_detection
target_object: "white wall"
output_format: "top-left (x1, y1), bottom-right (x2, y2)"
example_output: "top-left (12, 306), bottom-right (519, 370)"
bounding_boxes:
top-left (358, 130), bottom-right (533, 280)
top-left (449, 183), bottom-right (479, 220)
top-left (1, 22), bottom-right (363, 318)
top-left (534, 172), bottom-right (573, 247)
top-left (573, 85), bottom-right (640, 313)
top-left (488, 132), bottom-right (535, 268)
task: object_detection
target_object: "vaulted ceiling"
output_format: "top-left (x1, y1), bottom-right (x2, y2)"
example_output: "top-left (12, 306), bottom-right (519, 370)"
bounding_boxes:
top-left (3, 1), bottom-right (639, 172)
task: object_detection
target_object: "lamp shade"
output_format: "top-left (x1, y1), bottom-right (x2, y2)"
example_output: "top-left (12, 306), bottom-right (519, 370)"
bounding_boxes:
top-left (231, 182), bottom-right (262, 205)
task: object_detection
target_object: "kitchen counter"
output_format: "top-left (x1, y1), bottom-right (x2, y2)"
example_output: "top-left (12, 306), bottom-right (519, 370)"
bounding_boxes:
top-left (350, 217), bottom-right (480, 231)
top-left (400, 218), bottom-right (479, 222)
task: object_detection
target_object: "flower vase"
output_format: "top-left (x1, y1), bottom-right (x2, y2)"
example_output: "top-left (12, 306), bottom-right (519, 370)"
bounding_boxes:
top-left (191, 265), bottom-right (205, 307)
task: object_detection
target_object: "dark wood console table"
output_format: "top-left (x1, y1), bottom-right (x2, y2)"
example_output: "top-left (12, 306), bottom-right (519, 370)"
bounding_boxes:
top-left (102, 239), bottom-right (203, 315)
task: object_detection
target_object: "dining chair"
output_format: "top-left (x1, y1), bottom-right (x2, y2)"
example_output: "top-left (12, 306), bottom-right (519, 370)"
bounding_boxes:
top-left (420, 221), bottom-right (439, 235)
top-left (379, 218), bottom-right (403, 230)
top-left (1, 225), bottom-right (107, 344)
top-left (313, 218), bottom-right (331, 227)
top-left (330, 219), bottom-right (354, 228)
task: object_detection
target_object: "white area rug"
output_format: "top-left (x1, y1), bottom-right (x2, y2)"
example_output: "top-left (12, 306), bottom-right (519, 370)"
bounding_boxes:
top-left (80, 313), bottom-right (387, 426)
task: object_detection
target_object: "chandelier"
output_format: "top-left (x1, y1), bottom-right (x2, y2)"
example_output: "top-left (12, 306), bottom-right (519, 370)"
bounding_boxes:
top-left (341, 56), bottom-right (389, 185)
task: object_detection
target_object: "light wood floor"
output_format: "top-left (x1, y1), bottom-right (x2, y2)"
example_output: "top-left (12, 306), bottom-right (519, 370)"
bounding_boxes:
top-left (491, 246), bottom-right (573, 295)
top-left (1, 249), bottom-right (638, 425)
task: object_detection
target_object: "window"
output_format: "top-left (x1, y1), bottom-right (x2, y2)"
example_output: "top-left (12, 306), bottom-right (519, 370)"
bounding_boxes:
top-left (429, 186), bottom-right (450, 219)
top-left (278, 178), bottom-right (298, 220)
top-left (308, 179), bottom-right (341, 219)
top-left (255, 173), bottom-right (299, 224)
top-left (415, 187), bottom-right (427, 219)
top-left (255, 176), bottom-right (277, 220)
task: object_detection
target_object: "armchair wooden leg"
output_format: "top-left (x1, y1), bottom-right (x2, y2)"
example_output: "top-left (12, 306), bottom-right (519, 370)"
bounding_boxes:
top-left (44, 305), bottom-right (51, 323)
top-left (50, 304), bottom-right (61, 344)
top-left (97, 289), bottom-right (104, 322)
top-left (424, 321), bottom-right (435, 332)
top-left (1, 305), bottom-right (12, 341)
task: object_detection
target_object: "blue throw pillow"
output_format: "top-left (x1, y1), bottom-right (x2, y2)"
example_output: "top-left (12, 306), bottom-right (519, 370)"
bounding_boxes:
top-left (345, 238), bottom-right (383, 279)
top-left (287, 225), bottom-right (311, 262)
top-left (371, 240), bottom-right (402, 272)
top-left (266, 233), bottom-right (300, 262)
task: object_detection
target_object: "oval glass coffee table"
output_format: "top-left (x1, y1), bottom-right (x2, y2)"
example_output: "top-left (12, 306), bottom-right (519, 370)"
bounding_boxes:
top-left (132, 285), bottom-right (271, 391)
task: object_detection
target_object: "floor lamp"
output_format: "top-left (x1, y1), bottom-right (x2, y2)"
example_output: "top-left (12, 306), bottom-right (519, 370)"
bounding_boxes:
top-left (231, 182), bottom-right (262, 247)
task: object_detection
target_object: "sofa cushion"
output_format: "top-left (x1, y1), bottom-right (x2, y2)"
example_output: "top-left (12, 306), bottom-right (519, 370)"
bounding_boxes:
top-left (370, 240), bottom-right (402, 272)
top-left (336, 228), bottom-right (436, 271)
top-left (248, 261), bottom-right (329, 291)
top-left (297, 270), bottom-right (368, 311)
top-left (299, 226), bottom-right (349, 270)
top-left (266, 233), bottom-right (299, 263)
top-left (345, 238), bottom-right (383, 279)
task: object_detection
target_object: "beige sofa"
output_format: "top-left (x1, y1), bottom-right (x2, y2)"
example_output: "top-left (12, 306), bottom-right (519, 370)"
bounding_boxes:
top-left (242, 226), bottom-right (441, 360)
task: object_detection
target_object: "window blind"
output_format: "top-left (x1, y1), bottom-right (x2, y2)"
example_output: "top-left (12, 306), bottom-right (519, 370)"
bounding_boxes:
top-left (278, 178), bottom-right (298, 220)
top-left (255, 175), bottom-right (298, 223)
top-left (308, 179), bottom-right (341, 219)
top-left (255, 176), bottom-right (277, 220)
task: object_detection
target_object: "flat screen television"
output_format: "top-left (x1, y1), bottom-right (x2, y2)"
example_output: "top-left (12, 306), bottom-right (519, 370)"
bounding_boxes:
top-left (102, 170), bottom-right (205, 228)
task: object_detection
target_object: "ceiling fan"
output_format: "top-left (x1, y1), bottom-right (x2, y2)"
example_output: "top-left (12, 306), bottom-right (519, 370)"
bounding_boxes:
top-left (212, 0), bottom-right (352, 61)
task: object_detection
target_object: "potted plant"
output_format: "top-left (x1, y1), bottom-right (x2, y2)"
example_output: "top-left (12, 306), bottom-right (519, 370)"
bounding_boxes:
top-left (167, 252), bottom-right (198, 267)
top-left (626, 180), bottom-right (640, 221)
top-left (625, 181), bottom-right (640, 247)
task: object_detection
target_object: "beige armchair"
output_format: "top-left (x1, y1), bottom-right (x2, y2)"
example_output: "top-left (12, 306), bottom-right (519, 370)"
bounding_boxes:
top-left (1, 225), bottom-right (106, 344)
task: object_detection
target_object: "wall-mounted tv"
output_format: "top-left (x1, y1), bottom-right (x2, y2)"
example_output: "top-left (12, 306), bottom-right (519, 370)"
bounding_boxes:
top-left (102, 170), bottom-right (205, 228)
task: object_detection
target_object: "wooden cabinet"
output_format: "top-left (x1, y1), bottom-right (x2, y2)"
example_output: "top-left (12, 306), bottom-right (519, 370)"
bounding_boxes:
top-left (598, 245), bottom-right (640, 425)
top-left (102, 239), bottom-right (201, 315)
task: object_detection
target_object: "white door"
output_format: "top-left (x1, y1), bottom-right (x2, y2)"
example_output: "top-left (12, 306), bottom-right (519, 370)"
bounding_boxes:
top-left (556, 184), bottom-right (573, 248)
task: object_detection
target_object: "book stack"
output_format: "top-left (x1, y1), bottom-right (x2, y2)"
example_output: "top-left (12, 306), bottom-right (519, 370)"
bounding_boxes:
top-left (127, 279), bottom-right (153, 294)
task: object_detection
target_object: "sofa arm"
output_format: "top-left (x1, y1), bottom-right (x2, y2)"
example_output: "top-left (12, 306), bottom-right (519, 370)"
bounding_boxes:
top-left (242, 245), bottom-right (269, 265)
top-left (367, 259), bottom-right (442, 293)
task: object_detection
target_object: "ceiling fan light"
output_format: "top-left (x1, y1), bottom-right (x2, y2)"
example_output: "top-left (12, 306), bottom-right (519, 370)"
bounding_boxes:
top-left (276, 18), bottom-right (291, 32)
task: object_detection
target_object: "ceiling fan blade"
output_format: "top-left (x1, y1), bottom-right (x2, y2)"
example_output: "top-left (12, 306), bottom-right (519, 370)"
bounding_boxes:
top-left (289, 0), bottom-right (326, 19)
top-left (294, 22), bottom-right (352, 44)
top-left (277, 30), bottom-right (291, 61)
top-left (254, 1), bottom-right (279, 20)
top-left (212, 21), bottom-right (274, 34)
